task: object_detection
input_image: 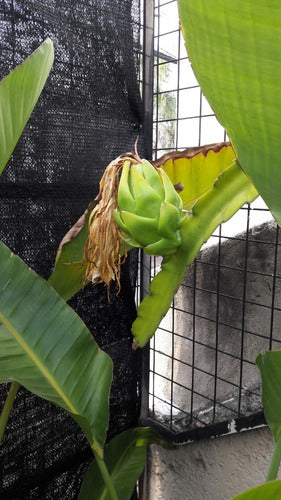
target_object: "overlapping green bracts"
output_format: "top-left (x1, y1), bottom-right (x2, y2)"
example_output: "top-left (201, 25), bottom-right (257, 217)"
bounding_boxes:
top-left (177, 0), bottom-right (281, 226)
top-left (132, 160), bottom-right (258, 347)
top-left (114, 159), bottom-right (186, 256)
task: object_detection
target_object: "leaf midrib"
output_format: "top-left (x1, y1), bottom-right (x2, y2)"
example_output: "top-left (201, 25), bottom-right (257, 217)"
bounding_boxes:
top-left (0, 310), bottom-right (78, 414)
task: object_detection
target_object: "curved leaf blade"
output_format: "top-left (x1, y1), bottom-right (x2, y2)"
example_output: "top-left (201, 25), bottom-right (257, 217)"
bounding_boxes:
top-left (155, 142), bottom-right (235, 210)
top-left (79, 428), bottom-right (171, 500)
top-left (256, 350), bottom-right (281, 442)
top-left (0, 38), bottom-right (54, 175)
top-left (48, 213), bottom-right (89, 301)
top-left (178, 0), bottom-right (281, 224)
top-left (0, 241), bottom-right (112, 456)
top-left (48, 261), bottom-right (88, 302)
top-left (232, 480), bottom-right (281, 500)
top-left (48, 204), bottom-right (98, 301)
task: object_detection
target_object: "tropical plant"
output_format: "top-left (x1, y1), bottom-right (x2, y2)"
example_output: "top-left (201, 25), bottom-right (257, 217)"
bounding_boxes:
top-left (0, 40), bottom-right (169, 500)
top-left (51, 0), bottom-right (281, 496)
top-left (3, 1), bottom-right (281, 498)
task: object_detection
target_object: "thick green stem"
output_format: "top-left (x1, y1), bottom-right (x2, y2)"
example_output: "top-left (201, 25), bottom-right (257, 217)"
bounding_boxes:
top-left (0, 381), bottom-right (20, 443)
top-left (267, 433), bottom-right (281, 482)
top-left (132, 162), bottom-right (258, 347)
top-left (93, 449), bottom-right (118, 500)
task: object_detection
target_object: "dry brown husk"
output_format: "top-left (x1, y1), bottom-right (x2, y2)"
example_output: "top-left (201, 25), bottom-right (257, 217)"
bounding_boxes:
top-left (83, 151), bottom-right (139, 292)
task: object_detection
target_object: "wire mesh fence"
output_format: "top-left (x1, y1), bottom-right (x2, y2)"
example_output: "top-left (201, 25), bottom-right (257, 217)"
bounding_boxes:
top-left (139, 0), bottom-right (281, 443)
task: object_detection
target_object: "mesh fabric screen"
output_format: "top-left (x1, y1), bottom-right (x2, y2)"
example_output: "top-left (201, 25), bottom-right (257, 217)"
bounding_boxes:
top-left (0, 1), bottom-right (143, 498)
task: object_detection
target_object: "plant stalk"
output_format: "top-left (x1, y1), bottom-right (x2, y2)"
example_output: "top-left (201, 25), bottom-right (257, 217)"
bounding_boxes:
top-left (132, 161), bottom-right (258, 347)
top-left (93, 450), bottom-right (118, 500)
top-left (0, 381), bottom-right (20, 443)
top-left (267, 433), bottom-right (281, 482)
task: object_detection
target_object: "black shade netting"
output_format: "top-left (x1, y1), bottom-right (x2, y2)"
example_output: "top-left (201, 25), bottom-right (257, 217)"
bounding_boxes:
top-left (0, 0), bottom-right (143, 498)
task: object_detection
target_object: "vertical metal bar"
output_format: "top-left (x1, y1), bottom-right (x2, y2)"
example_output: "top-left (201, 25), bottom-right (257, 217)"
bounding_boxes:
top-left (198, 90), bottom-right (203, 146)
top-left (175, 21), bottom-right (181, 150)
top-left (153, 0), bottom-right (160, 158)
top-left (212, 225), bottom-right (222, 423)
top-left (238, 203), bottom-right (251, 416)
top-left (168, 5), bottom-right (181, 429)
top-left (190, 260), bottom-right (197, 424)
top-left (170, 303), bottom-right (175, 428)
top-left (143, 0), bottom-right (154, 160)
top-left (140, 0), bottom-right (154, 424)
top-left (151, 257), bottom-right (156, 419)
top-left (139, 3), bottom-right (154, 497)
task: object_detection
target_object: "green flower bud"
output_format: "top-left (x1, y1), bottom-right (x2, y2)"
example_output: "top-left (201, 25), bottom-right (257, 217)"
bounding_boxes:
top-left (114, 159), bottom-right (186, 256)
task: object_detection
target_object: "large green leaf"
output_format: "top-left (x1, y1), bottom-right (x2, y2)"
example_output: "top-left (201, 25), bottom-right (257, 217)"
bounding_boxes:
top-left (0, 38), bottom-right (54, 175)
top-left (232, 481), bottom-right (281, 500)
top-left (79, 427), bottom-right (172, 500)
top-left (256, 350), bottom-right (281, 442)
top-left (177, 0), bottom-right (281, 225)
top-left (0, 241), bottom-right (112, 457)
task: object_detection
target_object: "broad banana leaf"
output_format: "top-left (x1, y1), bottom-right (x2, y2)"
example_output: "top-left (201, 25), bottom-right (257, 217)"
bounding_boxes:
top-left (0, 38), bottom-right (54, 175)
top-left (177, 0), bottom-right (281, 225)
top-left (132, 149), bottom-right (258, 347)
top-left (79, 427), bottom-right (173, 500)
top-left (232, 481), bottom-right (281, 500)
top-left (0, 241), bottom-right (112, 458)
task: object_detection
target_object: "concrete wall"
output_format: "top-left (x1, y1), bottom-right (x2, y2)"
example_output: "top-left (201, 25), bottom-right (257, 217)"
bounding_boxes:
top-left (173, 220), bottom-right (281, 419)
top-left (145, 426), bottom-right (277, 500)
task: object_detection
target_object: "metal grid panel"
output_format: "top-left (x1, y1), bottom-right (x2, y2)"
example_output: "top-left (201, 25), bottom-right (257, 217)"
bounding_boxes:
top-left (140, 0), bottom-right (281, 442)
